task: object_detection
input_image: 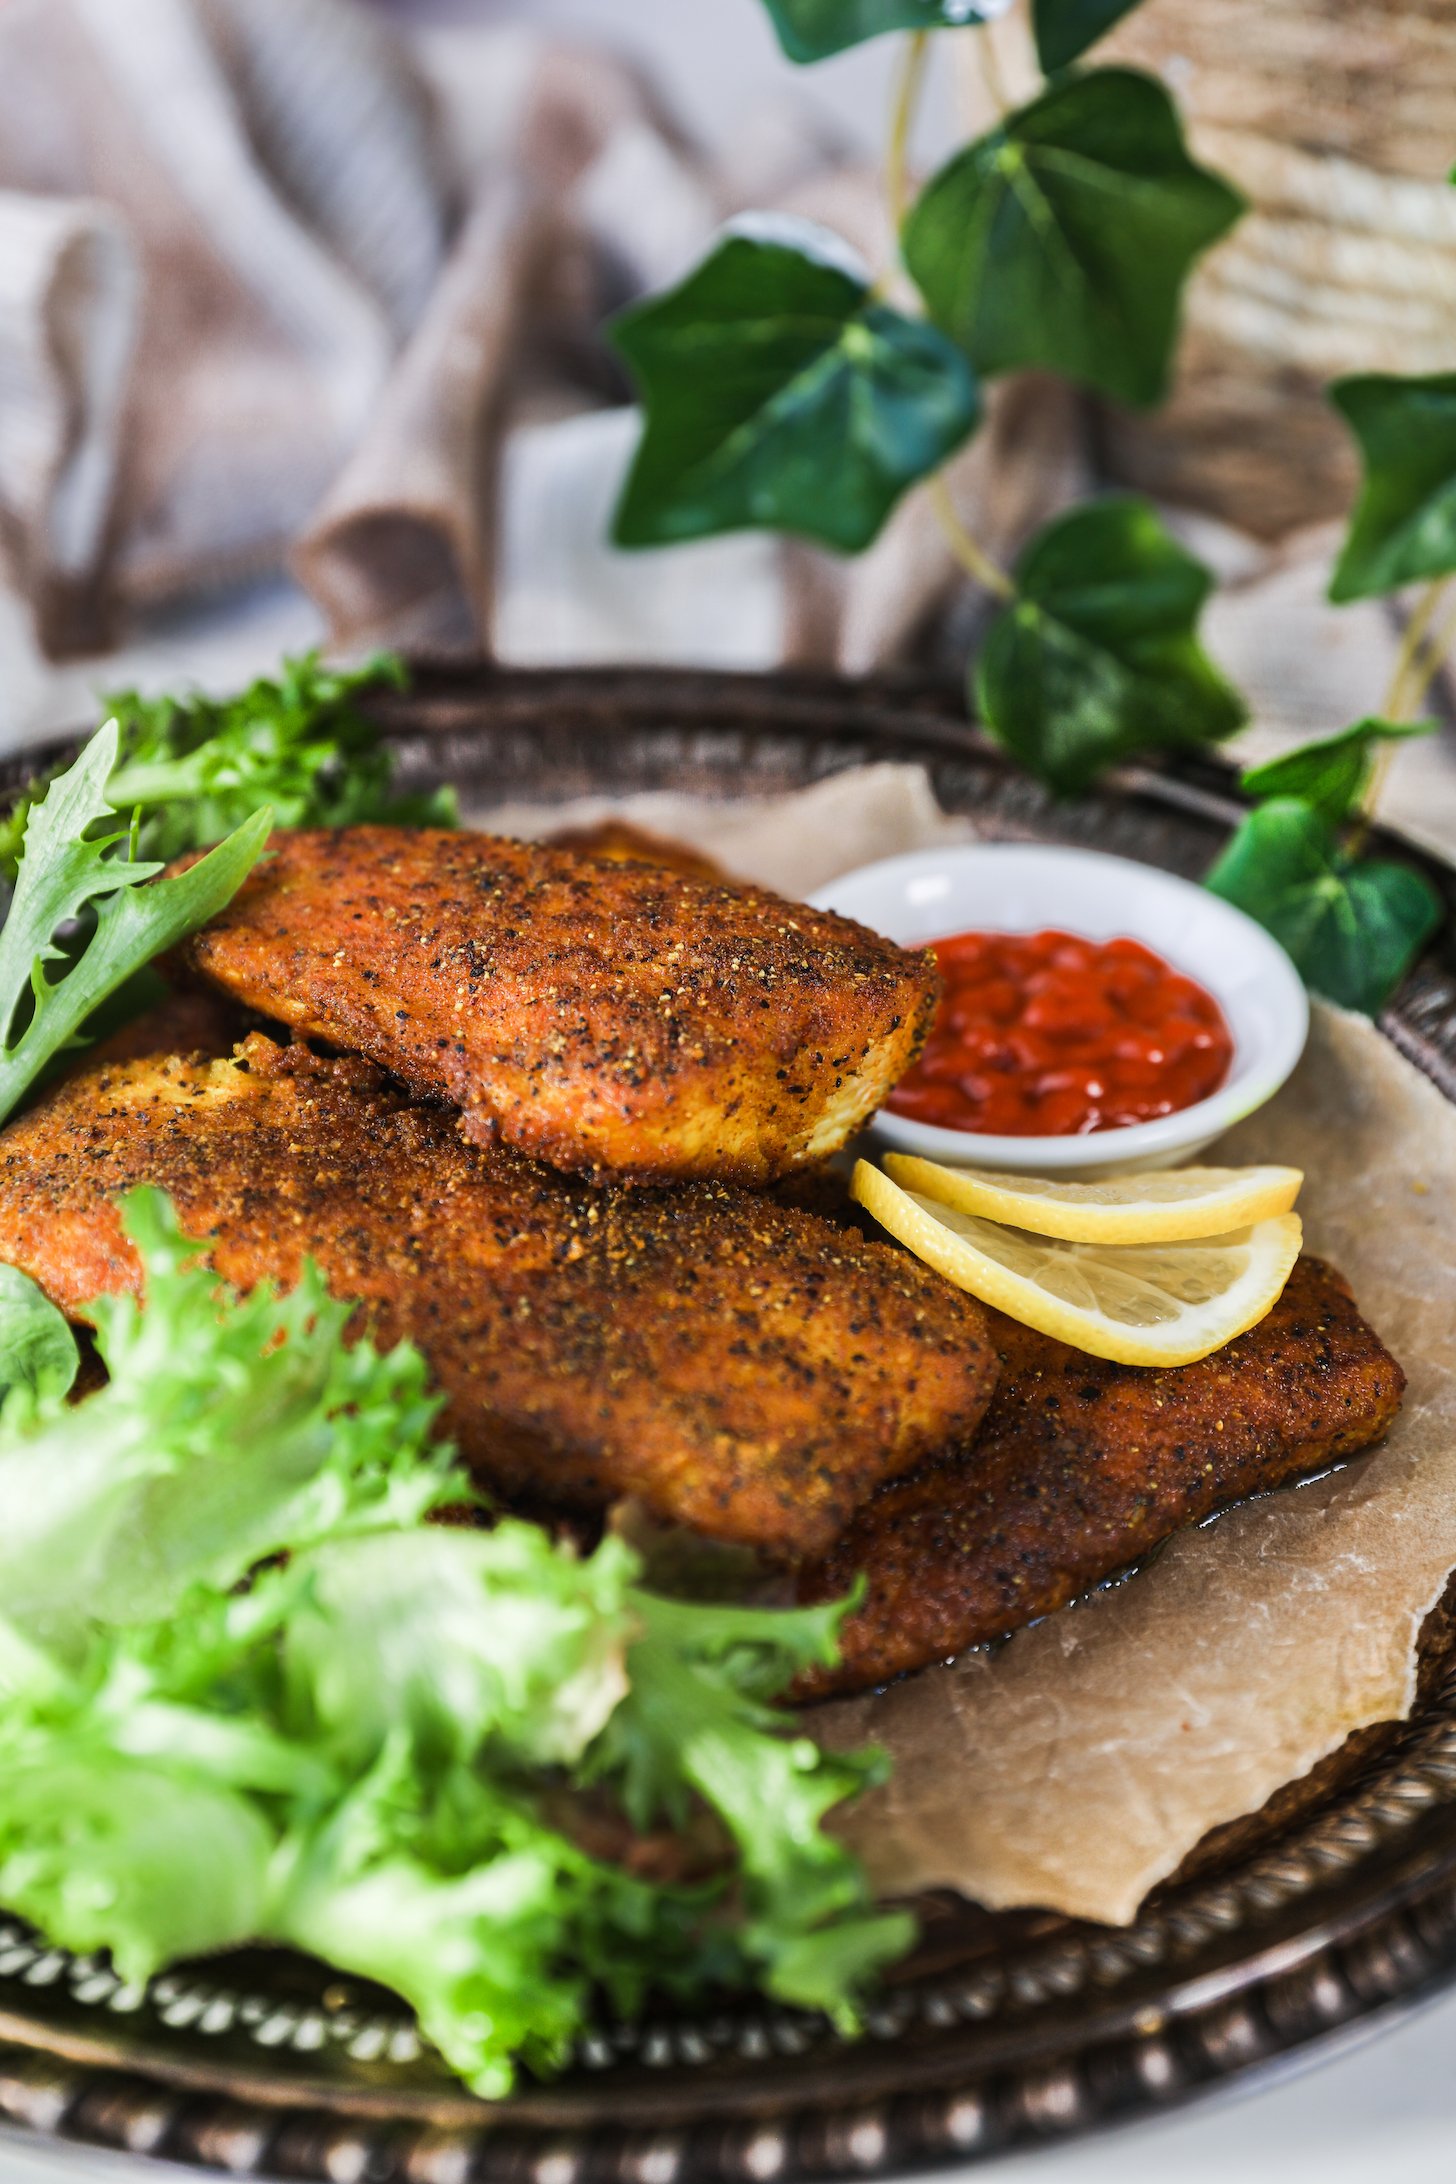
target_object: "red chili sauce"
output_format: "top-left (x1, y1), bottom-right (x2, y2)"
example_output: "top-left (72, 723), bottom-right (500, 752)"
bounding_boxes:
top-left (887, 928), bottom-right (1234, 1138)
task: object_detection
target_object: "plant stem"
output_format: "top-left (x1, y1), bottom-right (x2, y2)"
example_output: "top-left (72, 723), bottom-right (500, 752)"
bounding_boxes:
top-left (1398, 592), bottom-right (1456, 718)
top-left (927, 478), bottom-right (1015, 599)
top-left (1381, 578), bottom-right (1450, 721)
top-left (1356, 578), bottom-right (1451, 843)
top-left (884, 27), bottom-right (1014, 607)
top-left (979, 23), bottom-right (1013, 117)
top-left (885, 32), bottom-right (931, 231)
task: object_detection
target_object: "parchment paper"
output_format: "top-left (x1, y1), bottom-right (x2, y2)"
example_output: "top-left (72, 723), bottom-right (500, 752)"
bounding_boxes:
top-left (474, 768), bottom-right (1456, 1929)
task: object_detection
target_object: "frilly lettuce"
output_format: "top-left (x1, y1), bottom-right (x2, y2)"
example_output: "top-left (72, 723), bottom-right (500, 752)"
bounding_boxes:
top-left (0, 1189), bottom-right (453, 1644)
top-left (0, 1264), bottom-right (77, 1411)
top-left (0, 1190), bottom-right (912, 2096)
top-left (276, 1526), bottom-right (638, 1772)
top-left (0, 1746), bottom-right (274, 1984)
top-left (0, 651), bottom-right (451, 885)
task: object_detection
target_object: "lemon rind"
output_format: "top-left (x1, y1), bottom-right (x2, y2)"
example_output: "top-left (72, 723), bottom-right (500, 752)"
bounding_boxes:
top-left (882, 1153), bottom-right (1304, 1245)
top-left (853, 1160), bottom-right (1303, 1367)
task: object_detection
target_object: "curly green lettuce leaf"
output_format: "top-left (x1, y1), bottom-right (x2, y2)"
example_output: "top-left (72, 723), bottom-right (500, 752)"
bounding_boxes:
top-left (0, 1743), bottom-right (273, 1985)
top-left (0, 1188), bottom-right (910, 2088)
top-left (976, 497), bottom-right (1245, 793)
top-left (1206, 797), bottom-right (1442, 1015)
top-left (277, 1524), bottom-right (637, 1775)
top-left (0, 653), bottom-right (446, 884)
top-left (0, 1189), bottom-right (454, 1639)
top-left (903, 68), bottom-right (1243, 407)
top-left (1328, 374), bottom-right (1456, 603)
top-left (0, 1615), bottom-right (74, 1712)
top-left (0, 723), bottom-right (269, 1128)
top-left (269, 1746), bottom-right (693, 2097)
top-left (1239, 717), bottom-right (1434, 826)
top-left (275, 1541), bottom-right (908, 2037)
top-left (611, 219), bottom-right (981, 553)
top-left (596, 1590), bottom-right (913, 2024)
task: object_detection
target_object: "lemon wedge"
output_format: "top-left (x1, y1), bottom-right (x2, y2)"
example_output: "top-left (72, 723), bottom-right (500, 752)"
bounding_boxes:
top-left (883, 1154), bottom-right (1303, 1245)
top-left (853, 1160), bottom-right (1302, 1366)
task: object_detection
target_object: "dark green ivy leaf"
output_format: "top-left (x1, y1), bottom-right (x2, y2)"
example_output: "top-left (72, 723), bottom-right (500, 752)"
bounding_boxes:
top-left (761, 0), bottom-right (1009, 63)
top-left (974, 498), bottom-right (1246, 795)
top-left (1240, 717), bottom-right (1434, 826)
top-left (1206, 799), bottom-right (1442, 1016)
top-left (1032, 0), bottom-right (1143, 73)
top-left (610, 221), bottom-right (981, 553)
top-left (902, 68), bottom-right (1244, 407)
top-left (1328, 374), bottom-right (1456, 602)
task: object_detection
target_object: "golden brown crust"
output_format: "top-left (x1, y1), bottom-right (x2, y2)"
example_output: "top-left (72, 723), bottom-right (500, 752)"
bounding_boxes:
top-left (796, 1257), bottom-right (1406, 1696)
top-left (88, 986), bottom-right (246, 1067)
top-left (545, 818), bottom-right (727, 883)
top-left (172, 827), bottom-right (938, 1187)
top-left (0, 1028), bottom-right (997, 1560)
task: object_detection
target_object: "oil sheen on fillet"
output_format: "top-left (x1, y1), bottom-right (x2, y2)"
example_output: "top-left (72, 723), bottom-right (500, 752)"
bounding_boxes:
top-left (796, 1259), bottom-right (1405, 1696)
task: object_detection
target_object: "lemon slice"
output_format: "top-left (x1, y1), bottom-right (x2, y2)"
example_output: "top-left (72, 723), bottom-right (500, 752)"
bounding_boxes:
top-left (853, 1160), bottom-right (1302, 1366)
top-left (883, 1154), bottom-right (1303, 1245)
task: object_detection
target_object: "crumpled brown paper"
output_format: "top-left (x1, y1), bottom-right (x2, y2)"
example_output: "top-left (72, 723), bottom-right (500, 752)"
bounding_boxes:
top-left (477, 765), bottom-right (1456, 1929)
top-left (825, 1006), bottom-right (1456, 1924)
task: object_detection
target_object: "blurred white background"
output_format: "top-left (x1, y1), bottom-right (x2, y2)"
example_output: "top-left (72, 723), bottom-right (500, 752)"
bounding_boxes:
top-left (389, 0), bottom-right (957, 156)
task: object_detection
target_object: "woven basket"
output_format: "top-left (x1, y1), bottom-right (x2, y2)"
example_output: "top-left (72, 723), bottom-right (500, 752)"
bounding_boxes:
top-left (964, 0), bottom-right (1456, 539)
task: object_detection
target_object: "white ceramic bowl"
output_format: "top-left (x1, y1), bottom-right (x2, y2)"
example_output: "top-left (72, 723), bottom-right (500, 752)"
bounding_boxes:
top-left (811, 843), bottom-right (1309, 1176)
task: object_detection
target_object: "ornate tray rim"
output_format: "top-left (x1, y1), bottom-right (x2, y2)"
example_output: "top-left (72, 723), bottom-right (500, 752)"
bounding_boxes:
top-left (4, 661), bottom-right (1456, 2182)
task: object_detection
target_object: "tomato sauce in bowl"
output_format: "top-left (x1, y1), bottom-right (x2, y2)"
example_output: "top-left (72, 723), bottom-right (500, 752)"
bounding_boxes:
top-left (887, 928), bottom-right (1234, 1139)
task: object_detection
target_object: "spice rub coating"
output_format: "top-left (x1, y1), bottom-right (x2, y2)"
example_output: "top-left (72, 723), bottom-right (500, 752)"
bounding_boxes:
top-left (173, 827), bottom-right (938, 1186)
top-left (0, 1031), bottom-right (997, 1559)
top-left (796, 1257), bottom-right (1405, 1696)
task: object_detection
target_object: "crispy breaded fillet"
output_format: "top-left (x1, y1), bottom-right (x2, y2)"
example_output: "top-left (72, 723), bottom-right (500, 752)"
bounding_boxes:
top-left (0, 1031), bottom-right (996, 1559)
top-left (546, 818), bottom-right (727, 882)
top-left (172, 827), bottom-right (937, 1187)
top-left (90, 986), bottom-right (244, 1066)
top-left (797, 1258), bottom-right (1405, 1696)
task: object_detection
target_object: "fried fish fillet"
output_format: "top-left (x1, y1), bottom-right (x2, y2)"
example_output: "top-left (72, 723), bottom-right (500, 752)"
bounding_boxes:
top-left (797, 1257), bottom-right (1405, 1696)
top-left (0, 1029), bottom-right (997, 1559)
top-left (172, 827), bottom-right (937, 1187)
top-left (546, 817), bottom-right (727, 882)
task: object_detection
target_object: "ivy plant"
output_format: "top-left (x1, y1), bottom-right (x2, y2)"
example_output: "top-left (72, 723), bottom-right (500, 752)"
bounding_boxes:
top-left (1207, 799), bottom-right (1442, 1017)
top-left (902, 70), bottom-right (1243, 406)
top-left (1206, 370), bottom-right (1456, 1014)
top-left (611, 222), bottom-right (980, 552)
top-left (607, 0), bottom-right (1456, 1017)
top-left (1238, 718), bottom-right (1433, 827)
top-left (1328, 375), bottom-right (1456, 602)
top-left (762, 0), bottom-right (1012, 63)
top-left (1031, 0), bottom-right (1142, 72)
top-left (976, 498), bottom-right (1243, 794)
top-left (1204, 711), bottom-right (1443, 1013)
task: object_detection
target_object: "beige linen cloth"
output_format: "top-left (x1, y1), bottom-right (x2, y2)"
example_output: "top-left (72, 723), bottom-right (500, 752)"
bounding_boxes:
top-left (0, 0), bottom-right (1086, 673)
top-left (0, 0), bottom-right (440, 654)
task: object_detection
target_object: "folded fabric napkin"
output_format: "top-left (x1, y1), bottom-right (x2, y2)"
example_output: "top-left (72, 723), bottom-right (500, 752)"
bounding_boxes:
top-left (0, 0), bottom-right (1086, 674)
